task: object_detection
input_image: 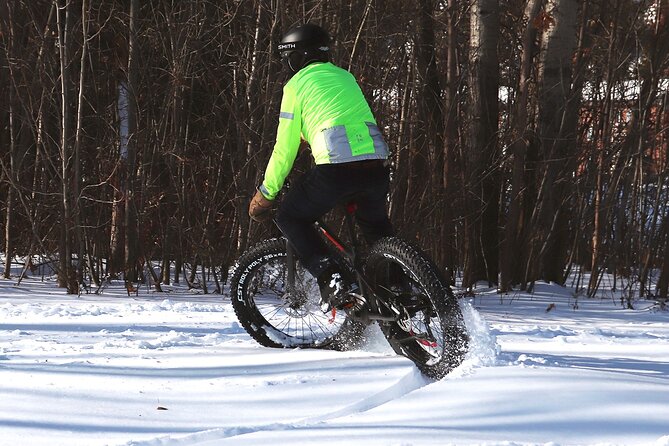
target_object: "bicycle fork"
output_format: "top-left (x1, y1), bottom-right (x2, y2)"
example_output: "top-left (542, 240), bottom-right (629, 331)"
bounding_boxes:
top-left (286, 241), bottom-right (297, 295)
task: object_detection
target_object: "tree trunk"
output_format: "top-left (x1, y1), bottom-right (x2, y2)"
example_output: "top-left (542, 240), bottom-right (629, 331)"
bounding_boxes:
top-left (124, 0), bottom-right (139, 282)
top-left (56, 0), bottom-right (74, 291)
top-left (3, 2), bottom-right (16, 279)
top-left (73, 0), bottom-right (89, 287)
top-left (4, 77), bottom-right (15, 279)
top-left (587, 0), bottom-right (615, 296)
top-left (441, 0), bottom-right (460, 283)
top-left (534, 0), bottom-right (579, 284)
top-left (463, 0), bottom-right (500, 288)
top-left (500, 0), bottom-right (544, 292)
top-left (409, 0), bottom-right (445, 258)
top-left (658, 209), bottom-right (669, 300)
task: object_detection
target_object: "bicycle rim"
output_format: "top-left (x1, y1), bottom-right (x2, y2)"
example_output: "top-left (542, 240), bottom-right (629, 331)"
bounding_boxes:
top-left (230, 239), bottom-right (363, 349)
top-left (365, 237), bottom-right (468, 378)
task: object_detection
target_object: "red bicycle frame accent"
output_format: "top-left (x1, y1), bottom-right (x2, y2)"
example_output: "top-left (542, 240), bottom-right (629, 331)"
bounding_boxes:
top-left (318, 226), bottom-right (346, 253)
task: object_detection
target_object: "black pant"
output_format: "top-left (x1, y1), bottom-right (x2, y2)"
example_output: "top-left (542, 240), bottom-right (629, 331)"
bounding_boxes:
top-left (276, 161), bottom-right (393, 277)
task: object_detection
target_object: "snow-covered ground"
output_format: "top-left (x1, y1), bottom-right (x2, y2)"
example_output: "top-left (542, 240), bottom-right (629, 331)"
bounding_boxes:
top-left (1, 274), bottom-right (668, 446)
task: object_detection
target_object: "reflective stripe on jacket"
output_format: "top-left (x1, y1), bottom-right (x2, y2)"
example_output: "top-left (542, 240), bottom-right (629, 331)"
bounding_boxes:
top-left (260, 62), bottom-right (389, 200)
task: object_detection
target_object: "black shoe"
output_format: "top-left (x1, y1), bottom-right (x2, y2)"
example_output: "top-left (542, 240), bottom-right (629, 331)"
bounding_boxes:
top-left (317, 266), bottom-right (359, 312)
top-left (317, 267), bottom-right (346, 309)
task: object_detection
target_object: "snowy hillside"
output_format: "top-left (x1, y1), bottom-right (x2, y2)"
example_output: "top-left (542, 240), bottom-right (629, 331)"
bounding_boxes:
top-left (0, 276), bottom-right (668, 446)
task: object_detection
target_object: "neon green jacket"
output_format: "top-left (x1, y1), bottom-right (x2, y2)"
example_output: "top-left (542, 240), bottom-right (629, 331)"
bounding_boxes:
top-left (259, 62), bottom-right (388, 200)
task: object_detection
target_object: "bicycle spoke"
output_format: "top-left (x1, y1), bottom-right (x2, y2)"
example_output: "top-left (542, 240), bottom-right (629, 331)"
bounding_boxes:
top-left (242, 258), bottom-right (348, 343)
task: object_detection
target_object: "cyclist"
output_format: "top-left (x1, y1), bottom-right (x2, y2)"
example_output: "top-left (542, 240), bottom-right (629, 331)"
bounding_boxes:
top-left (248, 23), bottom-right (393, 310)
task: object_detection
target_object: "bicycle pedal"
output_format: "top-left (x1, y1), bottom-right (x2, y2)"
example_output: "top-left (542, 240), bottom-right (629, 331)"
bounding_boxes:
top-left (346, 293), bottom-right (367, 312)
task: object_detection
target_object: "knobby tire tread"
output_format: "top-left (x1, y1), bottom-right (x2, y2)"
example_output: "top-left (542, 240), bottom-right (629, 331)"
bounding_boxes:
top-left (230, 238), bottom-right (365, 350)
top-left (366, 237), bottom-right (469, 379)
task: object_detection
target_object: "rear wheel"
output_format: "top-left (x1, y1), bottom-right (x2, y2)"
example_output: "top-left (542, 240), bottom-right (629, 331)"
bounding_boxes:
top-left (230, 238), bottom-right (366, 350)
top-left (365, 237), bottom-right (468, 379)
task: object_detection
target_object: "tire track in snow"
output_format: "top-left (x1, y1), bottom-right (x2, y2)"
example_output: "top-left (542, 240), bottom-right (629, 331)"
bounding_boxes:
top-left (123, 302), bottom-right (497, 446)
top-left (122, 368), bottom-right (431, 446)
top-left (299, 366), bottom-right (432, 424)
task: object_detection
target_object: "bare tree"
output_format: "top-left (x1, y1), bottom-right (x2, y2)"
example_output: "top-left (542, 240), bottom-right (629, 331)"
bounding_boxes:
top-left (500, 0), bottom-right (544, 292)
top-left (2, 0), bottom-right (16, 279)
top-left (0, 0), bottom-right (667, 301)
top-left (122, 0), bottom-right (140, 283)
top-left (55, 0), bottom-right (76, 291)
top-left (463, 0), bottom-right (500, 288)
top-left (531, 0), bottom-right (579, 284)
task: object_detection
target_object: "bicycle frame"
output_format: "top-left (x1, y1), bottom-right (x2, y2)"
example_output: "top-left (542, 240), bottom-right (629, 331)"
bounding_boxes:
top-left (282, 203), bottom-right (396, 322)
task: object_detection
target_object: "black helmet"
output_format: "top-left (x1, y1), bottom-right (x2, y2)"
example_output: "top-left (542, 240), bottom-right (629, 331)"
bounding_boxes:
top-left (278, 24), bottom-right (330, 73)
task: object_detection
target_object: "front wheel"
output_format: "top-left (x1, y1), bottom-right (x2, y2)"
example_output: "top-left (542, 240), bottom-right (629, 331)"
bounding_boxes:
top-left (230, 238), bottom-right (366, 350)
top-left (365, 237), bottom-right (469, 379)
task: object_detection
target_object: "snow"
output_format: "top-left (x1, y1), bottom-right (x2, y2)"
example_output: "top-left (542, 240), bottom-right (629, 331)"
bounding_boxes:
top-left (0, 276), bottom-right (668, 446)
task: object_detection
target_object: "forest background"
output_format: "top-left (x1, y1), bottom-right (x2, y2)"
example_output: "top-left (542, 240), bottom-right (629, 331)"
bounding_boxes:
top-left (0, 0), bottom-right (668, 300)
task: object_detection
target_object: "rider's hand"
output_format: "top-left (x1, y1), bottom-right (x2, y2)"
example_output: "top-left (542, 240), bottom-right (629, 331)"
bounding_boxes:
top-left (248, 189), bottom-right (274, 222)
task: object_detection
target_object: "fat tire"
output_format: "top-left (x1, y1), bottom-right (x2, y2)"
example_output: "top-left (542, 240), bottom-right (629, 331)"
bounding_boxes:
top-left (365, 237), bottom-right (469, 378)
top-left (230, 238), bottom-right (366, 350)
